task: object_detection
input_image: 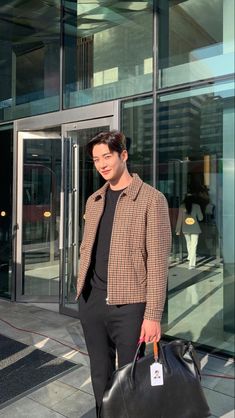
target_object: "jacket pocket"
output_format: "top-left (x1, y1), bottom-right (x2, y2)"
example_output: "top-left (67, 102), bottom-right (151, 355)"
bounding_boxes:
top-left (130, 249), bottom-right (147, 284)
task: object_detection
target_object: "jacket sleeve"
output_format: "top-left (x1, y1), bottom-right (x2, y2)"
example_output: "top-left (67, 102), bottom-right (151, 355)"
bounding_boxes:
top-left (79, 196), bottom-right (92, 251)
top-left (144, 192), bottom-right (172, 322)
top-left (175, 206), bottom-right (183, 234)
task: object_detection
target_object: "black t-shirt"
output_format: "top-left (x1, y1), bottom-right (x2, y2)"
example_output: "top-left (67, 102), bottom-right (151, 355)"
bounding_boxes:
top-left (91, 187), bottom-right (124, 290)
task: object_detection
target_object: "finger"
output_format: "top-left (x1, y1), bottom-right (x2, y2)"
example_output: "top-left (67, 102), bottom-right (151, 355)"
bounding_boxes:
top-left (157, 330), bottom-right (161, 341)
top-left (139, 328), bottom-right (145, 341)
top-left (146, 336), bottom-right (154, 343)
top-left (150, 336), bottom-right (157, 343)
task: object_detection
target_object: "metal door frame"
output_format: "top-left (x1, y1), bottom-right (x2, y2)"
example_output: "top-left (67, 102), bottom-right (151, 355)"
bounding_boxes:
top-left (13, 100), bottom-right (120, 307)
top-left (60, 116), bottom-right (118, 317)
top-left (15, 130), bottom-right (61, 301)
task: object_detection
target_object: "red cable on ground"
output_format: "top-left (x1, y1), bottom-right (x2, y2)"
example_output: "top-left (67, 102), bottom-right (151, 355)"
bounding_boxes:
top-left (0, 317), bottom-right (234, 379)
top-left (0, 317), bottom-right (89, 356)
top-left (201, 373), bottom-right (234, 380)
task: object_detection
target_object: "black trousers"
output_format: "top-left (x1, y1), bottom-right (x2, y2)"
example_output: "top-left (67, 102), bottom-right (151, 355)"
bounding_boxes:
top-left (79, 285), bottom-right (145, 413)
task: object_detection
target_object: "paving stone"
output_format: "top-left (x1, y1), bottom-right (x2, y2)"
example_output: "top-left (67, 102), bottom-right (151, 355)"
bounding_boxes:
top-left (59, 365), bottom-right (93, 395)
top-left (51, 389), bottom-right (96, 418)
top-left (28, 380), bottom-right (78, 408)
top-left (0, 299), bottom-right (234, 418)
top-left (0, 397), bottom-right (66, 418)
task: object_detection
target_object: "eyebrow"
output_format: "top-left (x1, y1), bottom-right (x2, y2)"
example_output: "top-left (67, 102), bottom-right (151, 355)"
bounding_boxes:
top-left (92, 152), bottom-right (112, 160)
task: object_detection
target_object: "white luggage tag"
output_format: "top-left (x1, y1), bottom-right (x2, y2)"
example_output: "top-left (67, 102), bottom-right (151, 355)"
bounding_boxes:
top-left (150, 341), bottom-right (164, 386)
top-left (150, 362), bottom-right (164, 386)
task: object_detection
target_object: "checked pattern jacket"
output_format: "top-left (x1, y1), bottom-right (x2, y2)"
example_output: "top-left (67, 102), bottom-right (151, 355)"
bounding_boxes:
top-left (77, 174), bottom-right (172, 321)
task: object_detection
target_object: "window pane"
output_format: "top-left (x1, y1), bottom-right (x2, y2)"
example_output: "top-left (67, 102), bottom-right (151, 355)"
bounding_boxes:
top-left (157, 80), bottom-right (235, 355)
top-left (63, 1), bottom-right (153, 108)
top-left (121, 96), bottom-right (153, 185)
top-left (159, 0), bottom-right (235, 88)
top-left (0, 126), bottom-right (13, 298)
top-left (0, 0), bottom-right (60, 122)
top-left (22, 138), bottom-right (61, 297)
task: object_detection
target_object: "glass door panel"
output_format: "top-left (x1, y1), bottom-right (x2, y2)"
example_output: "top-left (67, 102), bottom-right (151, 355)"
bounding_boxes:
top-left (60, 119), bottom-right (114, 315)
top-left (16, 131), bottom-right (61, 301)
top-left (0, 126), bottom-right (13, 299)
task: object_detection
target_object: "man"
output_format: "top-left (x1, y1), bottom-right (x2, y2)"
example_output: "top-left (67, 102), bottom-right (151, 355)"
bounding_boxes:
top-left (77, 130), bottom-right (171, 416)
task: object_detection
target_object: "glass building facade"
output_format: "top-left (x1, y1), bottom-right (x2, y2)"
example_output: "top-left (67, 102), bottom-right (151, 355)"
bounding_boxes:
top-left (0, 0), bottom-right (234, 356)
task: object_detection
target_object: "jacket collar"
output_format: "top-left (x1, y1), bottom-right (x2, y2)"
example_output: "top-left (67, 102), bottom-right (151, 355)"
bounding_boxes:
top-left (92, 173), bottom-right (143, 201)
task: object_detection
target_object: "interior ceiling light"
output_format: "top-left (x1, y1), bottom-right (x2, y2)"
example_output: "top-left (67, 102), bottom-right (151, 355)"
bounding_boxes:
top-left (115, 2), bottom-right (149, 11)
top-left (77, 3), bottom-right (100, 16)
top-left (78, 23), bottom-right (100, 29)
top-left (77, 1), bottom-right (149, 16)
top-left (82, 13), bottom-right (106, 20)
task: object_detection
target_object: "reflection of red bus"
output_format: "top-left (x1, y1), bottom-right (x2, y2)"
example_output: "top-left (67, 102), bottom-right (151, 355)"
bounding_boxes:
top-left (23, 164), bottom-right (56, 242)
top-left (23, 205), bottom-right (51, 223)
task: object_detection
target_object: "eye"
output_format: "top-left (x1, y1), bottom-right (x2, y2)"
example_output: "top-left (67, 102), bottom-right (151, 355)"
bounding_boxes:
top-left (104, 154), bottom-right (112, 160)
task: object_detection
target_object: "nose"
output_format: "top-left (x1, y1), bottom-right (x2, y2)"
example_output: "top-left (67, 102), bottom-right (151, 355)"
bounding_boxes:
top-left (99, 158), bottom-right (108, 169)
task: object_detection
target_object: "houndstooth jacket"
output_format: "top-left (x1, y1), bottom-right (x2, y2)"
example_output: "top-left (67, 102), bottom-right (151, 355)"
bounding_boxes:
top-left (76, 174), bottom-right (172, 321)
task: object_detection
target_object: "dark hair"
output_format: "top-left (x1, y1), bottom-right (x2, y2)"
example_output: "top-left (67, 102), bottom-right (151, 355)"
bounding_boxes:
top-left (182, 194), bottom-right (194, 214)
top-left (87, 130), bottom-right (126, 158)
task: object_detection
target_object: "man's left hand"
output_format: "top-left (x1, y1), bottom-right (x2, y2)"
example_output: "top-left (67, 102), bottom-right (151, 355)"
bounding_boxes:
top-left (139, 319), bottom-right (161, 343)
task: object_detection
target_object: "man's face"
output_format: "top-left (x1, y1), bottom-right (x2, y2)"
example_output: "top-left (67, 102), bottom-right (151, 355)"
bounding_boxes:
top-left (92, 143), bottom-right (127, 183)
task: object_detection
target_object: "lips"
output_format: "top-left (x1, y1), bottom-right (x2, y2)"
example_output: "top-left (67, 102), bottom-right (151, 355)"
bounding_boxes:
top-left (101, 170), bottom-right (111, 175)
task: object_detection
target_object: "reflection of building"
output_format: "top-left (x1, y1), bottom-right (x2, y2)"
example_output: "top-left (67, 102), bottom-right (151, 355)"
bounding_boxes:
top-left (0, 0), bottom-right (234, 356)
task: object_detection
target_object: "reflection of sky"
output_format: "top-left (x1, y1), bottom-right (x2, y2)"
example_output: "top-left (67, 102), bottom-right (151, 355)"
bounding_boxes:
top-left (160, 80), bottom-right (234, 102)
top-left (190, 43), bottom-right (223, 59)
top-left (161, 52), bottom-right (234, 89)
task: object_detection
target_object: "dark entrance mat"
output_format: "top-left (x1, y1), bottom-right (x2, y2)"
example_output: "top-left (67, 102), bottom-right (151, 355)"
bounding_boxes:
top-left (0, 334), bottom-right (79, 407)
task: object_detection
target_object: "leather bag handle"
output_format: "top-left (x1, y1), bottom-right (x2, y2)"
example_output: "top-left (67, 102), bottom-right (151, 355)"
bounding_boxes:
top-left (153, 340), bottom-right (158, 361)
top-left (130, 341), bottom-right (163, 389)
top-left (130, 340), bottom-right (199, 389)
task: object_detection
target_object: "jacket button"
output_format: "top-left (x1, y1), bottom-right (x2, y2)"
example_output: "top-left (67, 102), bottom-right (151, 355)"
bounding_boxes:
top-left (105, 297), bottom-right (109, 304)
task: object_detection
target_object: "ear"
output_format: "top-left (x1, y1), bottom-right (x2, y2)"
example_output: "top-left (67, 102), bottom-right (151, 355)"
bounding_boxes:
top-left (121, 149), bottom-right (128, 162)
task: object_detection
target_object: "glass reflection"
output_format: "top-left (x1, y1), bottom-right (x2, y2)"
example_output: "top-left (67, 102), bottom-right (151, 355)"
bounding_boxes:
top-left (159, 0), bottom-right (235, 87)
top-left (22, 137), bottom-right (61, 297)
top-left (157, 80), bottom-right (234, 355)
top-left (63, 1), bottom-right (153, 108)
top-left (0, 0), bottom-right (60, 122)
top-left (121, 84), bottom-right (234, 355)
top-left (121, 96), bottom-right (153, 185)
top-left (0, 127), bottom-right (13, 298)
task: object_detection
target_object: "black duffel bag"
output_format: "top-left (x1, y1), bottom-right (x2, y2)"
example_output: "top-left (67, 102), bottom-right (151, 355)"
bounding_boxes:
top-left (100, 339), bottom-right (211, 418)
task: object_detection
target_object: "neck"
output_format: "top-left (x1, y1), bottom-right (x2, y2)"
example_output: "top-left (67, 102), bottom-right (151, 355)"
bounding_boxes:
top-left (109, 170), bottom-right (133, 190)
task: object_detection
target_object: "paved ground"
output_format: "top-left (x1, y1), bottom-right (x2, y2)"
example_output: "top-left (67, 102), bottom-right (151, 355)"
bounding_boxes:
top-left (0, 299), bottom-right (234, 418)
